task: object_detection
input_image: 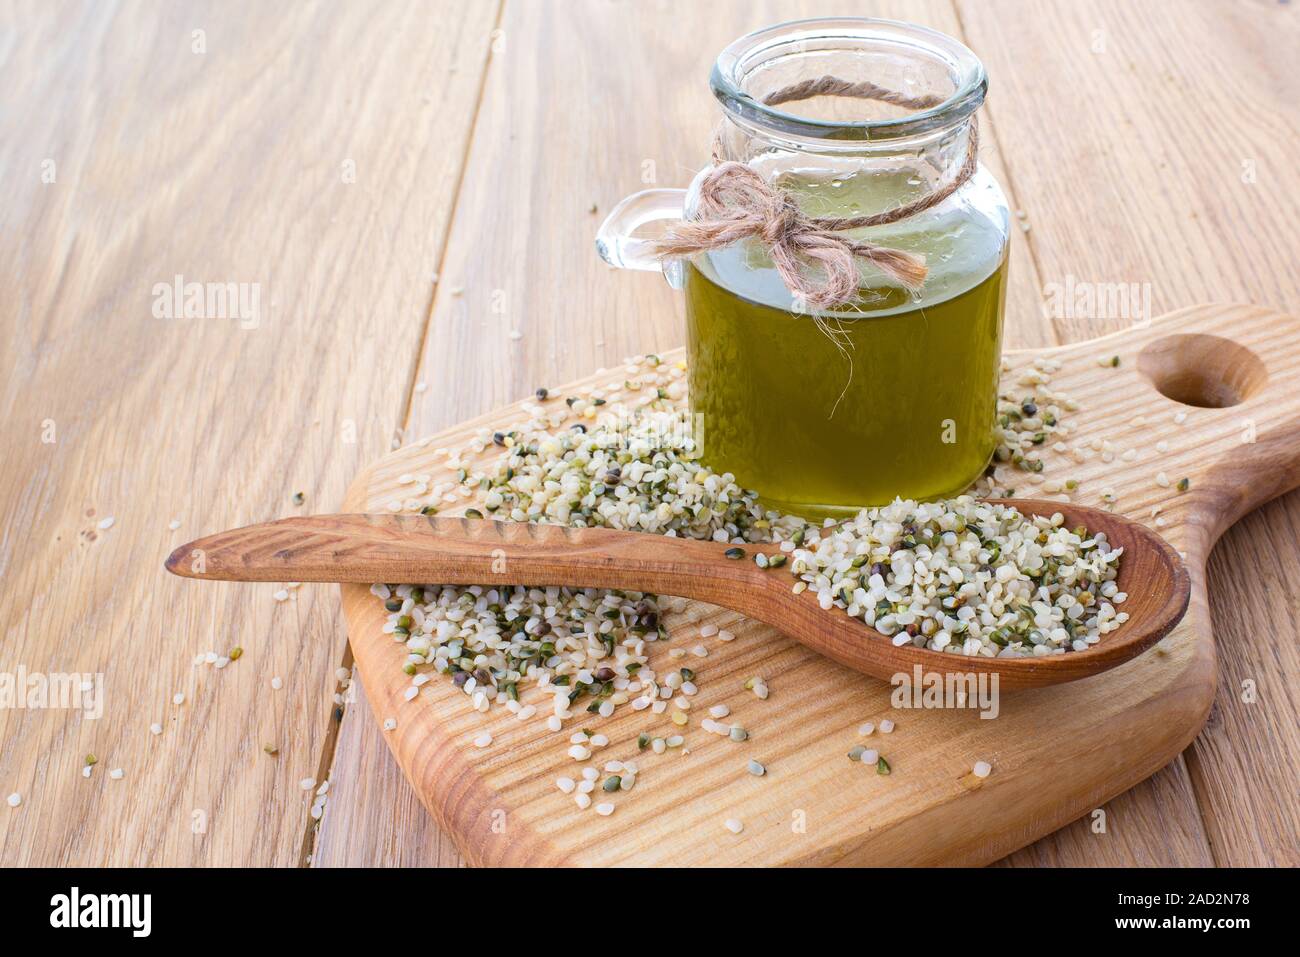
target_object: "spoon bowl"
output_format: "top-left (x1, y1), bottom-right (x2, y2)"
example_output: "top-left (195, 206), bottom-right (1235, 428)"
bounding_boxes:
top-left (165, 500), bottom-right (1190, 689)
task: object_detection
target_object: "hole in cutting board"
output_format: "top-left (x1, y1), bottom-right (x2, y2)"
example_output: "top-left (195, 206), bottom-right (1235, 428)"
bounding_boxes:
top-left (1137, 333), bottom-right (1267, 408)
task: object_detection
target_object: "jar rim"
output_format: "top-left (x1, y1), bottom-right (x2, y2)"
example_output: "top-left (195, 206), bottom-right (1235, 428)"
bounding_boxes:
top-left (710, 17), bottom-right (987, 142)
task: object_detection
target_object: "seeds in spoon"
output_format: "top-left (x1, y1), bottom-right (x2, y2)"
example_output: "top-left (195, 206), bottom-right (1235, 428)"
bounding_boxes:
top-left (789, 496), bottom-right (1125, 658)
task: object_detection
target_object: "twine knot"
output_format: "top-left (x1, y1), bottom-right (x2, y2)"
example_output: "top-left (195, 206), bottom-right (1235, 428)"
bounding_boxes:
top-left (653, 76), bottom-right (979, 311)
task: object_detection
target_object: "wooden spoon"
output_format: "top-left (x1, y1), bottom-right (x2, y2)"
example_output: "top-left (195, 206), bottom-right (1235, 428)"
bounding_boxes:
top-left (165, 502), bottom-right (1189, 690)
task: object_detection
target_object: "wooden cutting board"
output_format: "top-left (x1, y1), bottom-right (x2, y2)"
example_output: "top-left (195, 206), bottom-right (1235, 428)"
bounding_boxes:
top-left (340, 303), bottom-right (1300, 866)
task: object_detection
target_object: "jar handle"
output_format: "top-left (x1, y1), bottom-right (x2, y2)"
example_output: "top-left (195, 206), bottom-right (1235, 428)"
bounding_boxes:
top-left (595, 188), bottom-right (687, 286)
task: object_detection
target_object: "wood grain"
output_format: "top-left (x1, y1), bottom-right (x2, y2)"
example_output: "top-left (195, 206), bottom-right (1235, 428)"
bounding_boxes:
top-left (956, 0), bottom-right (1300, 867)
top-left (0, 0), bottom-right (498, 866)
top-left (313, 0), bottom-right (1065, 870)
top-left (335, 303), bottom-right (1298, 866)
top-left (317, 0), bottom-right (1285, 868)
top-left (3, 0), bottom-right (1295, 868)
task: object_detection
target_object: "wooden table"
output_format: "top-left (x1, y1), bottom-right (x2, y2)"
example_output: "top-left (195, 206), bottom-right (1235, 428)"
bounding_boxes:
top-left (1, 0), bottom-right (1296, 868)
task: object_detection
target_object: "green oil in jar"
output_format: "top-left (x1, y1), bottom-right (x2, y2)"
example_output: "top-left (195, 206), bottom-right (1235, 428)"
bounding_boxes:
top-left (684, 167), bottom-right (1008, 518)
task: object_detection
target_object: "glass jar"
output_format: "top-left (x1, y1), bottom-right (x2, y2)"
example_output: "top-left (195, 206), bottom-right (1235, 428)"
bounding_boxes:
top-left (597, 18), bottom-right (1010, 518)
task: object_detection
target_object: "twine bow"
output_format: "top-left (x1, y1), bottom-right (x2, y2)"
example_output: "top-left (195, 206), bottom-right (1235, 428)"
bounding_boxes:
top-left (654, 77), bottom-right (979, 311)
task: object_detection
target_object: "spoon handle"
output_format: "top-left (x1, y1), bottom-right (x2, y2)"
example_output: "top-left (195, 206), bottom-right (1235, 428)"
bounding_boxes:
top-left (164, 506), bottom-right (1192, 689)
top-left (165, 514), bottom-right (773, 605)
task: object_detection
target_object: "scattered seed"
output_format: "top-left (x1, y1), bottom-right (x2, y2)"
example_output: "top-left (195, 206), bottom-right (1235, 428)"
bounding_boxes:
top-left (747, 759), bottom-right (765, 776)
top-left (973, 760), bottom-right (992, 778)
top-left (724, 818), bottom-right (743, 834)
top-left (362, 354), bottom-right (1087, 819)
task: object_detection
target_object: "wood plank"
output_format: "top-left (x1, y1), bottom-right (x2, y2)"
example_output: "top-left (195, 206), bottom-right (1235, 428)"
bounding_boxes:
top-left (0, 0), bottom-right (497, 866)
top-left (996, 763), bottom-right (1214, 867)
top-left (956, 0), bottom-right (1300, 868)
top-left (1192, 507), bottom-right (1300, 866)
